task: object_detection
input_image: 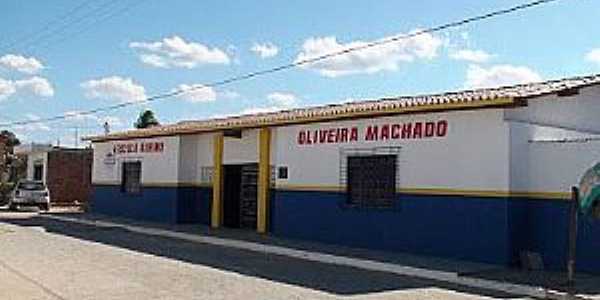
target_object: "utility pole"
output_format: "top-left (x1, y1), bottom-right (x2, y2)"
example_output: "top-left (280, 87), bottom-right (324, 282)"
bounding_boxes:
top-left (567, 186), bottom-right (579, 286)
top-left (74, 126), bottom-right (79, 148)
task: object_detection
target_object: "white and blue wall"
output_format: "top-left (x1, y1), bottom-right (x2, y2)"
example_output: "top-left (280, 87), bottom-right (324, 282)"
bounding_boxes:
top-left (90, 86), bottom-right (600, 273)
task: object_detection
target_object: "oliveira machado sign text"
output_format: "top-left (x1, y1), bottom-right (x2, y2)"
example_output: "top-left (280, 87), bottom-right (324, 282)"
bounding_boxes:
top-left (297, 120), bottom-right (448, 145)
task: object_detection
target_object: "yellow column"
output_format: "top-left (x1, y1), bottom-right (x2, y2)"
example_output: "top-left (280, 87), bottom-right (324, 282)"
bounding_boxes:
top-left (257, 127), bottom-right (271, 233)
top-left (211, 132), bottom-right (224, 228)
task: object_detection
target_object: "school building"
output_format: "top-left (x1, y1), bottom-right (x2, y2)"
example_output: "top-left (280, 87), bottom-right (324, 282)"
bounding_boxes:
top-left (86, 73), bottom-right (600, 273)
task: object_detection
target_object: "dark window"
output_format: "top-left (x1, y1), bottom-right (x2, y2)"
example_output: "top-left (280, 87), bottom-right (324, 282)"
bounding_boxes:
top-left (347, 155), bottom-right (396, 208)
top-left (278, 166), bottom-right (288, 179)
top-left (121, 161), bottom-right (142, 194)
top-left (33, 164), bottom-right (43, 181)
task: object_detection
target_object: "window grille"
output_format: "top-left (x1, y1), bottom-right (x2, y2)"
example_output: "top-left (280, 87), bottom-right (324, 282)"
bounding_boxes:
top-left (339, 147), bottom-right (401, 209)
top-left (121, 161), bottom-right (142, 194)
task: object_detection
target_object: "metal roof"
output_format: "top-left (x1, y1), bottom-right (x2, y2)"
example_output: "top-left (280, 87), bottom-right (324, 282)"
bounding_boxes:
top-left (86, 73), bottom-right (600, 142)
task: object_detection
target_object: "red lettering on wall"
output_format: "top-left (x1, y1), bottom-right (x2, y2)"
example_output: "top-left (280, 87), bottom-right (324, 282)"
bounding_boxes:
top-left (413, 122), bottom-right (423, 139)
top-left (350, 127), bottom-right (359, 142)
top-left (340, 128), bottom-right (348, 142)
top-left (402, 123), bottom-right (412, 139)
top-left (365, 126), bottom-right (378, 141)
top-left (425, 122), bottom-right (435, 137)
top-left (436, 120), bottom-right (448, 137)
top-left (391, 124), bottom-right (401, 139)
top-left (295, 121), bottom-right (448, 145)
top-left (327, 129), bottom-right (336, 143)
top-left (380, 124), bottom-right (390, 140)
top-left (114, 141), bottom-right (164, 155)
top-left (298, 131), bottom-right (306, 144)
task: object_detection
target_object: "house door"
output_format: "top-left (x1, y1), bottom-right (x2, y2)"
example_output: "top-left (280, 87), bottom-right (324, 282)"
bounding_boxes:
top-left (33, 164), bottom-right (43, 181)
top-left (223, 164), bottom-right (258, 229)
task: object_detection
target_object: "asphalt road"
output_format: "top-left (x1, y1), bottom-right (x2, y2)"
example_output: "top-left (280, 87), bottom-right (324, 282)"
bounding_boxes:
top-left (0, 210), bottom-right (526, 300)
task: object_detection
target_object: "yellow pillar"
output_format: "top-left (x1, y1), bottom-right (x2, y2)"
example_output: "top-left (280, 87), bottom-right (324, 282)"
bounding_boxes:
top-left (257, 127), bottom-right (271, 233)
top-left (211, 132), bottom-right (224, 228)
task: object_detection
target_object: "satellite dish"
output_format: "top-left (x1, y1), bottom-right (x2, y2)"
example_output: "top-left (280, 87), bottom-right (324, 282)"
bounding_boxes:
top-left (579, 163), bottom-right (600, 219)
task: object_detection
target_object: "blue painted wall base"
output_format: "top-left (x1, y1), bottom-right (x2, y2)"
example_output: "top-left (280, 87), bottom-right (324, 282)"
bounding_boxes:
top-left (91, 186), bottom-right (599, 274)
top-left (91, 185), bottom-right (211, 224)
top-left (271, 190), bottom-right (600, 274)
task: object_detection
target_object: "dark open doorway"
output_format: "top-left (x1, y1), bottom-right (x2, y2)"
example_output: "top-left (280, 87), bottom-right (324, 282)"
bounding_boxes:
top-left (223, 164), bottom-right (258, 229)
top-left (33, 164), bottom-right (43, 181)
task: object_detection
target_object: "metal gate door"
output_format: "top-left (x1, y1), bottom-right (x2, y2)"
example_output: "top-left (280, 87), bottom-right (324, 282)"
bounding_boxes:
top-left (239, 164), bottom-right (258, 229)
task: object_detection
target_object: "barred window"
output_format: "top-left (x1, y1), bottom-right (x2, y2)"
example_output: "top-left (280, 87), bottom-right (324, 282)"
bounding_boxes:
top-left (121, 161), bottom-right (141, 194)
top-left (347, 155), bottom-right (396, 208)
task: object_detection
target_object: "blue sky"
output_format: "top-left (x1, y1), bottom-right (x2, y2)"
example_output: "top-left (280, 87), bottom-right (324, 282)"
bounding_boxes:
top-left (0, 0), bottom-right (599, 146)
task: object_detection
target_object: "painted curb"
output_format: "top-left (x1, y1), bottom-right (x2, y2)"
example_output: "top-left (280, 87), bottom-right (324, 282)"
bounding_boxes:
top-left (41, 214), bottom-right (592, 300)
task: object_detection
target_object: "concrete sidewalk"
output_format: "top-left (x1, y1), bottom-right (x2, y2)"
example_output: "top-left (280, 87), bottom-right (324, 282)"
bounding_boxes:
top-left (41, 212), bottom-right (600, 300)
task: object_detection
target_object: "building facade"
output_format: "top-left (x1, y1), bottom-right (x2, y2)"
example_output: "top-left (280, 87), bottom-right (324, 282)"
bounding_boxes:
top-left (15, 144), bottom-right (93, 206)
top-left (88, 74), bottom-right (600, 273)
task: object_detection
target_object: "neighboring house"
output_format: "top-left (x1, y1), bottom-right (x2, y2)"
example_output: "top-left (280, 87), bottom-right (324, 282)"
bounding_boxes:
top-left (85, 73), bottom-right (600, 274)
top-left (14, 144), bottom-right (93, 206)
top-left (0, 135), bottom-right (8, 182)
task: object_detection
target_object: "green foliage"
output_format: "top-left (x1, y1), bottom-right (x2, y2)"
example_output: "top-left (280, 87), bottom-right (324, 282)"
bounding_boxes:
top-left (134, 110), bottom-right (160, 129)
top-left (0, 182), bottom-right (14, 206)
top-left (0, 130), bottom-right (20, 149)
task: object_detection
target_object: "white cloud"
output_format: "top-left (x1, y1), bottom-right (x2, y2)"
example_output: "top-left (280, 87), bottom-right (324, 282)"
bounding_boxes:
top-left (295, 29), bottom-right (442, 77)
top-left (64, 110), bottom-right (98, 122)
top-left (221, 90), bottom-right (240, 100)
top-left (81, 76), bottom-right (146, 102)
top-left (251, 42), bottom-right (279, 58)
top-left (14, 76), bottom-right (54, 97)
top-left (450, 49), bottom-right (493, 63)
top-left (465, 64), bottom-right (542, 89)
top-left (0, 76), bottom-right (54, 100)
top-left (64, 111), bottom-right (124, 133)
top-left (174, 84), bottom-right (217, 103)
top-left (240, 92), bottom-right (300, 116)
top-left (0, 54), bottom-right (44, 74)
top-left (0, 78), bottom-right (17, 99)
top-left (267, 92), bottom-right (298, 108)
top-left (240, 106), bottom-right (281, 115)
top-left (130, 35), bottom-right (230, 68)
top-left (14, 113), bottom-right (51, 132)
top-left (585, 48), bottom-right (600, 65)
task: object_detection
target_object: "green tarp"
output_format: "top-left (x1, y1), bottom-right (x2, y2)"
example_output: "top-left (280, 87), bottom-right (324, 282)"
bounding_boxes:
top-left (579, 163), bottom-right (600, 217)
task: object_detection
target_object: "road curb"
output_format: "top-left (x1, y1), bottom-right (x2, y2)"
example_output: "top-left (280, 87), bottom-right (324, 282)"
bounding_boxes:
top-left (41, 214), bottom-right (591, 300)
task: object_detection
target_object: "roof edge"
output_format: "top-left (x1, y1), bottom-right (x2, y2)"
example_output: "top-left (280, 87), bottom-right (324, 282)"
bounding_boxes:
top-left (86, 97), bottom-right (515, 142)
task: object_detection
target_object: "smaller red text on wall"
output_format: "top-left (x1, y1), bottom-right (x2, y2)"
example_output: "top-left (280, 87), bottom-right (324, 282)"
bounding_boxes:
top-left (113, 141), bottom-right (165, 154)
top-left (297, 120), bottom-right (448, 145)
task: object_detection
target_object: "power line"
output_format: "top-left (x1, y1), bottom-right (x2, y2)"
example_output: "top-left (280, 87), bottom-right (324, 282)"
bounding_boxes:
top-left (0, 0), bottom-right (97, 52)
top-left (17, 0), bottom-right (126, 54)
top-left (0, 0), bottom-right (560, 128)
top-left (32, 1), bottom-right (145, 53)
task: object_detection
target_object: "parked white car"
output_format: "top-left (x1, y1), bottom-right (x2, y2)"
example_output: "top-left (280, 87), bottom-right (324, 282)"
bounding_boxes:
top-left (9, 180), bottom-right (51, 211)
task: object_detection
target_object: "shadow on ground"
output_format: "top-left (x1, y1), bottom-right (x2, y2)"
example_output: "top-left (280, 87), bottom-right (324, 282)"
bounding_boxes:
top-left (1, 211), bottom-right (597, 298)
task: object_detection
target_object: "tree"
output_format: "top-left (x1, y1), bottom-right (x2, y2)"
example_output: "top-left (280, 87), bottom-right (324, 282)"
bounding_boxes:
top-left (134, 110), bottom-right (160, 129)
top-left (0, 130), bottom-right (20, 149)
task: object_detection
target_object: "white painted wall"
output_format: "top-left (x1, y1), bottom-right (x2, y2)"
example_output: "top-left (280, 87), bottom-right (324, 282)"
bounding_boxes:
top-left (89, 86), bottom-right (600, 193)
top-left (273, 109), bottom-right (511, 191)
top-left (178, 133), bottom-right (214, 184)
top-left (92, 136), bottom-right (180, 185)
top-left (509, 122), bottom-right (600, 194)
top-left (25, 151), bottom-right (48, 183)
top-left (505, 85), bottom-right (600, 134)
top-left (223, 129), bottom-right (259, 165)
top-left (507, 87), bottom-right (600, 194)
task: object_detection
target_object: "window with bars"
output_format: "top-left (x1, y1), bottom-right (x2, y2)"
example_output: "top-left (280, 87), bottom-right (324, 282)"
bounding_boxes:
top-left (121, 161), bottom-right (142, 194)
top-left (346, 155), bottom-right (396, 208)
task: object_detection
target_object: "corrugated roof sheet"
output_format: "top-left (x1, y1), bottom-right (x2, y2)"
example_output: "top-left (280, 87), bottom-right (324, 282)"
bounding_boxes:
top-left (86, 73), bottom-right (600, 142)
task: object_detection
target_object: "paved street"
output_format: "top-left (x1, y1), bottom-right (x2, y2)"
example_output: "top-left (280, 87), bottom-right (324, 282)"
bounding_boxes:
top-left (0, 210), bottom-right (526, 300)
